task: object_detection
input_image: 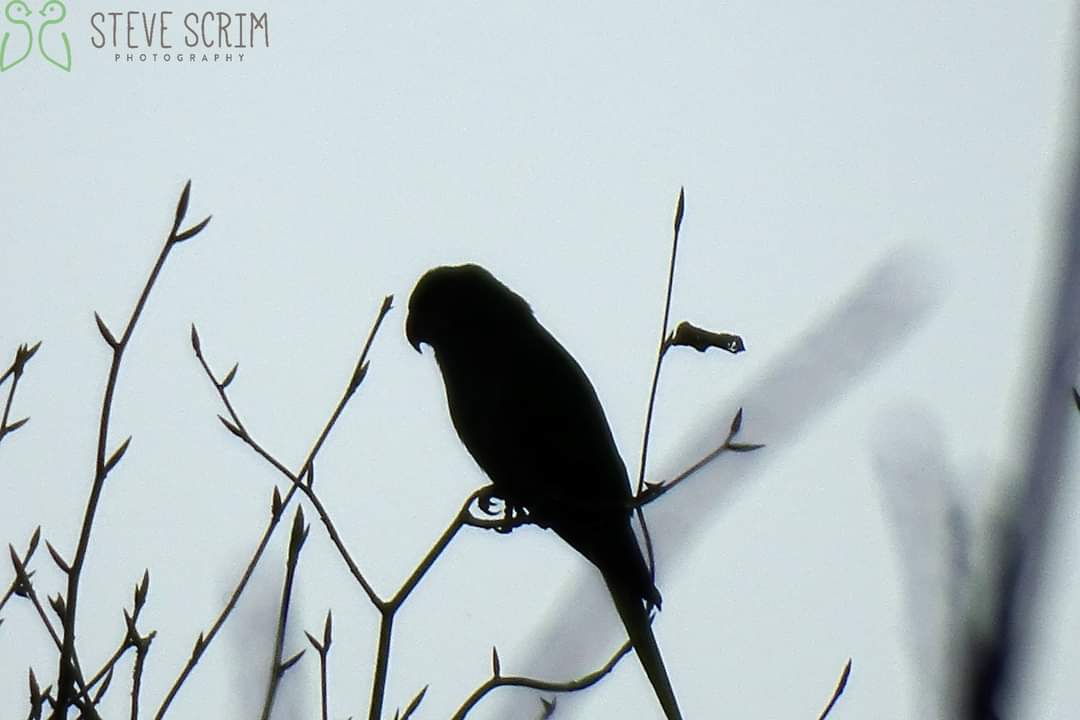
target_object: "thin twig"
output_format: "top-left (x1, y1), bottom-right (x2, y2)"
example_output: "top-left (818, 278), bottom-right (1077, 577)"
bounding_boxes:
top-left (8, 545), bottom-right (62, 650)
top-left (8, 543), bottom-right (98, 712)
top-left (130, 632), bottom-right (154, 720)
top-left (365, 491), bottom-right (481, 720)
top-left (85, 572), bottom-right (153, 704)
top-left (0, 347), bottom-right (21, 386)
top-left (318, 650), bottom-right (329, 720)
top-left (26, 668), bottom-right (51, 720)
top-left (125, 570), bottom-right (154, 720)
top-left (53, 181), bottom-right (210, 718)
top-left (450, 638), bottom-right (635, 720)
top-left (633, 188), bottom-right (685, 581)
top-left (86, 640), bottom-right (129, 693)
top-left (260, 508), bottom-right (309, 720)
top-left (292, 472), bottom-right (382, 607)
top-left (389, 490), bottom-right (479, 609)
top-left (368, 610), bottom-right (395, 720)
top-left (817, 658), bottom-right (852, 720)
top-left (1, 527), bottom-right (41, 615)
top-left (634, 408), bottom-right (763, 509)
top-left (319, 646), bottom-right (330, 720)
top-left (0, 359), bottom-right (21, 441)
top-left (0, 342), bottom-right (41, 447)
top-left (297, 296), bottom-right (393, 479)
top-left (153, 482), bottom-right (299, 720)
top-left (304, 611), bottom-right (333, 720)
top-left (636, 188), bottom-right (684, 496)
top-left (0, 341), bottom-right (41, 387)
top-left (192, 296), bottom-right (393, 609)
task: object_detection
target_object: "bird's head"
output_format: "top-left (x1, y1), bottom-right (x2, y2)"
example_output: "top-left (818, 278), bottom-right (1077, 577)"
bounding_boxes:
top-left (5, 0), bottom-right (31, 22)
top-left (406, 263), bottom-right (531, 353)
top-left (38, 0), bottom-right (65, 21)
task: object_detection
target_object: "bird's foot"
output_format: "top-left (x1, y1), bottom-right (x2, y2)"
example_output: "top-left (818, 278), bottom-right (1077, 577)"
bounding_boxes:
top-left (636, 481), bottom-right (665, 505)
top-left (477, 486), bottom-right (505, 516)
top-left (495, 503), bottom-right (523, 534)
top-left (471, 490), bottom-right (540, 533)
top-left (476, 488), bottom-right (519, 532)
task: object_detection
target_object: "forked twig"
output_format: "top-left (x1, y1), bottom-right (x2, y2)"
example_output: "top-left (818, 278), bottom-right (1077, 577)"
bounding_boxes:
top-left (192, 296), bottom-right (393, 608)
top-left (0, 341), bottom-right (41, 447)
top-left (304, 611), bottom-right (333, 720)
top-left (367, 489), bottom-right (484, 720)
top-left (451, 638), bottom-right (634, 719)
top-left (156, 297), bottom-right (391, 719)
top-left (634, 407), bottom-right (763, 509)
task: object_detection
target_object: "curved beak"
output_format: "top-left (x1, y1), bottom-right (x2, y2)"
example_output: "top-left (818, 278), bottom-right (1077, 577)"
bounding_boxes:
top-left (405, 312), bottom-right (423, 353)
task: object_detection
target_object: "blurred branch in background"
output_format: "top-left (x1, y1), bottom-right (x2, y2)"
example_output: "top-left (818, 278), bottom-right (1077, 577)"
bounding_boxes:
top-left (876, 223), bottom-right (1080, 719)
top-left (873, 407), bottom-right (969, 718)
top-left (959, 88), bottom-right (1080, 718)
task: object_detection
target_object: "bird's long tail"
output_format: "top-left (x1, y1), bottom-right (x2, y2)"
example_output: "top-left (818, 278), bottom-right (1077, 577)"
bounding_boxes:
top-left (605, 576), bottom-right (683, 720)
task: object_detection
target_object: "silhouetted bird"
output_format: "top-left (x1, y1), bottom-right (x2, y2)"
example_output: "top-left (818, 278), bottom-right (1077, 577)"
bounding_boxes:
top-left (406, 264), bottom-right (682, 719)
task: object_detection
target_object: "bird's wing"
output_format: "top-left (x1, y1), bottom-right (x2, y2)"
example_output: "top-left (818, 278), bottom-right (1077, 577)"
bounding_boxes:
top-left (39, 30), bottom-right (71, 71)
top-left (501, 319), bottom-right (634, 515)
top-left (0, 28), bottom-right (33, 71)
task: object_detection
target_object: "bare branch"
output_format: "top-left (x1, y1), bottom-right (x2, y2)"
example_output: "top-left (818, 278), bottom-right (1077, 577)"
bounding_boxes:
top-left (259, 508), bottom-right (308, 720)
top-left (305, 610), bottom-right (333, 720)
top-left (817, 658), bottom-right (852, 720)
top-left (451, 638), bottom-right (634, 719)
top-left (55, 180), bottom-right (209, 717)
top-left (0, 342), bottom-right (41, 447)
top-left (634, 187), bottom-right (686, 580)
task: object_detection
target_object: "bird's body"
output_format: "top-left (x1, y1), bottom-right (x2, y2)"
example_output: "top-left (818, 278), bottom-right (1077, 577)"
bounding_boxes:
top-left (36, 0), bottom-right (70, 72)
top-left (0, 0), bottom-right (33, 72)
top-left (407, 264), bottom-right (681, 719)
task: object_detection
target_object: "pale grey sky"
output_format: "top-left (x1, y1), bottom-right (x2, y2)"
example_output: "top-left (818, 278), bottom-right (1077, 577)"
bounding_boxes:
top-left (1, 2), bottom-right (1077, 718)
